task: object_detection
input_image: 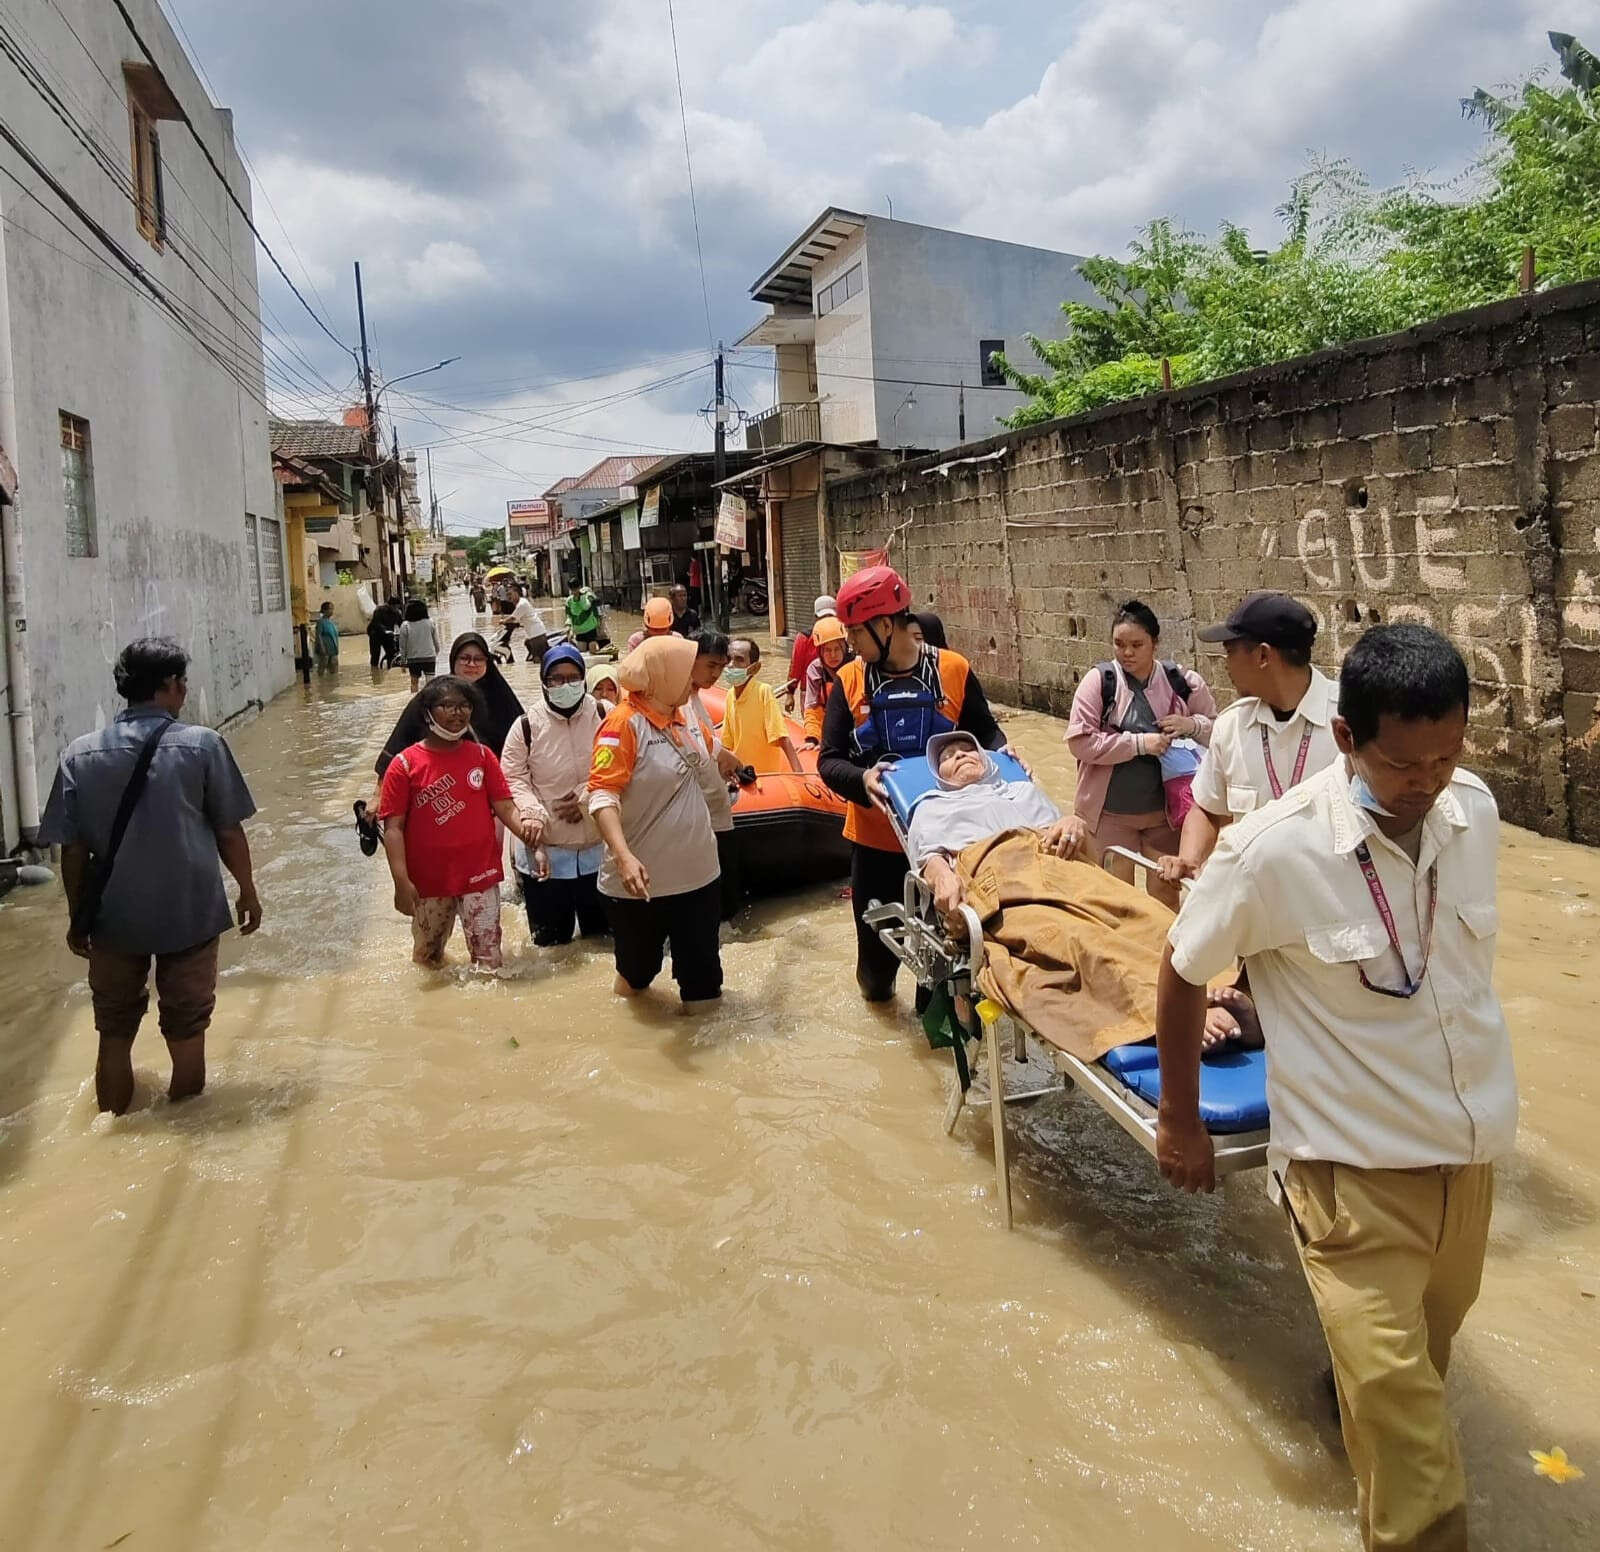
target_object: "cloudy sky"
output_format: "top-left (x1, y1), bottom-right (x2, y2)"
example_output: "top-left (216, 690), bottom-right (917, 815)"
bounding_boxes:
top-left (176, 0), bottom-right (1591, 534)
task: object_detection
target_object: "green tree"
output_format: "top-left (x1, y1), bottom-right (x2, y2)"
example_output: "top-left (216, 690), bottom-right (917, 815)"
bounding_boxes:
top-left (999, 32), bottom-right (1598, 430)
top-left (463, 527), bottom-right (503, 568)
top-left (1374, 31), bottom-right (1600, 306)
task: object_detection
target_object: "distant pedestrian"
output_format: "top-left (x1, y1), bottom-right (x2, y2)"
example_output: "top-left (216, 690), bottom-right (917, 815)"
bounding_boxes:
top-left (398, 599), bottom-right (439, 691)
top-left (564, 579), bottom-right (610, 652)
top-left (39, 637), bottom-right (262, 1113)
top-left (314, 602), bottom-right (340, 675)
top-left (669, 583), bottom-right (701, 638)
top-left (377, 675), bottom-right (539, 970)
top-left (506, 583), bottom-right (550, 662)
top-left (367, 597), bottom-right (401, 670)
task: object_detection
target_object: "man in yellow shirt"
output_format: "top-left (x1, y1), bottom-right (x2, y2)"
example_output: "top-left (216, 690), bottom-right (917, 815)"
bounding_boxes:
top-left (722, 638), bottom-right (803, 776)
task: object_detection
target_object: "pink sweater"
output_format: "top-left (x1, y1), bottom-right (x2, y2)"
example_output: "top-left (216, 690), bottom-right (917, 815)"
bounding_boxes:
top-left (1065, 662), bottom-right (1218, 830)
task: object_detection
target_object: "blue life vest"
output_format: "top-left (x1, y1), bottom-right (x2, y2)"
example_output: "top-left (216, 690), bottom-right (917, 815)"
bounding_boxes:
top-left (851, 650), bottom-right (956, 759)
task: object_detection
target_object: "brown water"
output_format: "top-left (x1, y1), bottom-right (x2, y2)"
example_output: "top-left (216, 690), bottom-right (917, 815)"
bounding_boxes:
top-left (0, 596), bottom-right (1595, 1551)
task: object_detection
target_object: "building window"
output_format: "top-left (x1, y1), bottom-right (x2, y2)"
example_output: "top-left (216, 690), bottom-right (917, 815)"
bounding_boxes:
top-left (979, 339), bottom-right (1006, 388)
top-left (127, 98), bottom-right (165, 247)
top-left (259, 514), bottom-right (286, 611)
top-left (244, 513), bottom-right (263, 613)
top-left (60, 412), bottom-right (97, 557)
top-left (815, 263), bottom-right (862, 317)
top-left (124, 64), bottom-right (178, 249)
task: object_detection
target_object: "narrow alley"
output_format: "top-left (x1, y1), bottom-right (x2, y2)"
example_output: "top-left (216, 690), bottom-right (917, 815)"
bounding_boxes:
top-left (0, 594), bottom-right (1594, 1552)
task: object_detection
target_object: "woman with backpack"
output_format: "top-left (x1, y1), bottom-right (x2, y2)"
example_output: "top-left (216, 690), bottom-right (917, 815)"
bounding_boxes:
top-left (499, 643), bottom-right (610, 947)
top-left (1066, 600), bottom-right (1217, 907)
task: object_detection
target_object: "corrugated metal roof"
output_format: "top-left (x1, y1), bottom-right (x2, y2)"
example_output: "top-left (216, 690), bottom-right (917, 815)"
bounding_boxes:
top-left (564, 454), bottom-right (659, 492)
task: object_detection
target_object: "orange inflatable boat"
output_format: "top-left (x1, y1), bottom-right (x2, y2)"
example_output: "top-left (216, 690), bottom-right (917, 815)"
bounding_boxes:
top-left (697, 687), bottom-right (852, 892)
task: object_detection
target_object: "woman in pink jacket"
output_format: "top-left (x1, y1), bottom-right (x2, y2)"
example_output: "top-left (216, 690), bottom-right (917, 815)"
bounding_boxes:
top-left (1066, 600), bottom-right (1216, 907)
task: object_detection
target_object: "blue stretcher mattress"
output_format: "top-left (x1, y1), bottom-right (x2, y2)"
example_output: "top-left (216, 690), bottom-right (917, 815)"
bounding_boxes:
top-left (879, 750), bottom-right (1031, 829)
top-left (1101, 1042), bottom-right (1269, 1133)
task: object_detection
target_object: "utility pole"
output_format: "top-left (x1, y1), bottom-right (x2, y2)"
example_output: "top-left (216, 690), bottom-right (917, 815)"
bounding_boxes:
top-left (426, 447), bottom-right (438, 536)
top-left (354, 261), bottom-right (391, 600)
top-left (958, 381), bottom-right (966, 443)
top-left (393, 426), bottom-right (410, 598)
top-left (713, 343), bottom-right (729, 630)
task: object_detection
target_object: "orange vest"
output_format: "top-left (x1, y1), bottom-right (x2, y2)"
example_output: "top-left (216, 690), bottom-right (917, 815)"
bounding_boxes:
top-left (838, 649), bottom-right (971, 852)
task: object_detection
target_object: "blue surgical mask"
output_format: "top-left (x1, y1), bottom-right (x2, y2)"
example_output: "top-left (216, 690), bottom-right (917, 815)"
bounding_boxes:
top-left (1349, 770), bottom-right (1396, 818)
top-left (723, 667), bottom-right (750, 688)
top-left (545, 681), bottom-right (586, 713)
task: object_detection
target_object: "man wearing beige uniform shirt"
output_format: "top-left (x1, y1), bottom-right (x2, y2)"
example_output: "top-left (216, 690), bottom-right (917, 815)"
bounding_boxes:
top-left (1162, 591), bottom-right (1342, 886)
top-left (1154, 625), bottom-right (1516, 1552)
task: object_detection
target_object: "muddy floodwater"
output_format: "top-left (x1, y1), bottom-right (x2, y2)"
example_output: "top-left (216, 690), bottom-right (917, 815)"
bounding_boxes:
top-left (1, 596), bottom-right (1596, 1551)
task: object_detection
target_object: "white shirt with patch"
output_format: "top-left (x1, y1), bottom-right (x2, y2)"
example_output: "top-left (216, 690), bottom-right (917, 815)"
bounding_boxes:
top-left (1189, 667), bottom-right (1340, 819)
top-left (1167, 759), bottom-right (1517, 1184)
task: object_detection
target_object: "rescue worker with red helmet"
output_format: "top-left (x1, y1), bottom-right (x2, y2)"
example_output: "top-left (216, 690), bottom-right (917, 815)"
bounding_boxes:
top-left (818, 564), bottom-right (1009, 1002)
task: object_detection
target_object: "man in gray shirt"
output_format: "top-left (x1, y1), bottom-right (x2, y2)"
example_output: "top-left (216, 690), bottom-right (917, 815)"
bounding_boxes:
top-left (39, 638), bottom-right (262, 1113)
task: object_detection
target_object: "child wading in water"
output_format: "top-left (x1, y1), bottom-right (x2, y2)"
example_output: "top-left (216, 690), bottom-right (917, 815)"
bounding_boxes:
top-left (377, 676), bottom-right (542, 969)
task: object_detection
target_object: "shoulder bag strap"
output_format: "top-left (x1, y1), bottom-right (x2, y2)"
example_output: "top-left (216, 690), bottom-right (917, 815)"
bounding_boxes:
top-left (70, 718), bottom-right (175, 938)
top-left (1163, 661), bottom-right (1192, 704)
top-left (1099, 663), bottom-right (1117, 728)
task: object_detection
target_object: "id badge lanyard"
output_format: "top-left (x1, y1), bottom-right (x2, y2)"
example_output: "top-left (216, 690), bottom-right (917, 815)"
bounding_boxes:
top-left (1352, 841), bottom-right (1438, 999)
top-left (1260, 724), bottom-right (1313, 800)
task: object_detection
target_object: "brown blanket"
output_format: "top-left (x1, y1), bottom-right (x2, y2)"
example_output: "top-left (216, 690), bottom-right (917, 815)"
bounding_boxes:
top-left (956, 828), bottom-right (1176, 1060)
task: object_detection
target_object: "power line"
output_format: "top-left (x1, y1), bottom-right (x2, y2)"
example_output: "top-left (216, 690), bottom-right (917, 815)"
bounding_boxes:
top-left (0, 154), bottom-right (271, 414)
top-left (152, 0), bottom-right (339, 331)
top-left (665, 0), bottom-right (713, 355)
top-left (106, 0), bottom-right (353, 359)
top-left (9, 2), bottom-right (349, 403)
top-left (0, 30), bottom-right (340, 410)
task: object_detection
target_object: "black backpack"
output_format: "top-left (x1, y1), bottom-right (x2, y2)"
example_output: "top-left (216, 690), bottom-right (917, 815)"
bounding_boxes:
top-left (1099, 661), bottom-right (1190, 728)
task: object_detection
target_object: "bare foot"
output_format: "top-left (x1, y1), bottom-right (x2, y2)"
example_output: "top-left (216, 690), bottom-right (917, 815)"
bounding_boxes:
top-left (1202, 985), bottom-right (1264, 1053)
top-left (613, 973), bottom-right (644, 997)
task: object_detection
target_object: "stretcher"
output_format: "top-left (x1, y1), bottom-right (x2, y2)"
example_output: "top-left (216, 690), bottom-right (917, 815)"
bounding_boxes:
top-left (861, 753), bottom-right (1270, 1229)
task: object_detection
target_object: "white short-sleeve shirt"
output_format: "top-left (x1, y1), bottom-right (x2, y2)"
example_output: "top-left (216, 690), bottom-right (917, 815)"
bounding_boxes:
top-left (1167, 760), bottom-right (1517, 1183)
top-left (1189, 667), bottom-right (1340, 819)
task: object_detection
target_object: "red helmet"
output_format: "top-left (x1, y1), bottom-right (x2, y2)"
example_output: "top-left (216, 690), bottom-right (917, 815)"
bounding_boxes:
top-left (835, 565), bottom-right (912, 627)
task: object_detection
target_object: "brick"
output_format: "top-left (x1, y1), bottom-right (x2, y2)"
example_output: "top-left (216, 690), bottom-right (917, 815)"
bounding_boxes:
top-left (1368, 346), bottom-right (1426, 395)
top-left (1296, 406), bottom-right (1341, 444)
top-left (1341, 395), bottom-right (1394, 439)
top-left (1276, 446), bottom-right (1323, 483)
top-left (1394, 384), bottom-right (1455, 431)
top-left (1547, 354), bottom-right (1600, 405)
top-left (1457, 375), bottom-right (1513, 417)
top-left (1426, 331), bottom-right (1491, 382)
top-left (1395, 469), bottom-right (1457, 506)
top-left (1322, 439), bottom-right (1373, 482)
top-left (1431, 420), bottom-right (1495, 465)
top-left (1551, 455), bottom-right (1600, 505)
top-left (1454, 463), bottom-right (1520, 509)
top-left (1548, 404), bottom-right (1598, 454)
top-left (1249, 417), bottom-right (1291, 452)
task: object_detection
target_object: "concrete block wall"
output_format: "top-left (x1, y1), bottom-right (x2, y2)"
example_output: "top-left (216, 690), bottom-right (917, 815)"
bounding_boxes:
top-left (826, 280), bottom-right (1600, 843)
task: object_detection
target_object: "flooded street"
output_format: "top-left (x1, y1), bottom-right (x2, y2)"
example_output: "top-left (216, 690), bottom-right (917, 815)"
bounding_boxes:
top-left (0, 596), bottom-right (1596, 1552)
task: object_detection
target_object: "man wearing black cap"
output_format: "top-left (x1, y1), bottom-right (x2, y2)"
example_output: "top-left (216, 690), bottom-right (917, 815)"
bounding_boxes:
top-left (1160, 592), bottom-right (1338, 886)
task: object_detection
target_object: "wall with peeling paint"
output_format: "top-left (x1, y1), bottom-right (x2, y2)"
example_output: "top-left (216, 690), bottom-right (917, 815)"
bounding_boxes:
top-left (826, 280), bottom-right (1600, 843)
top-left (0, 0), bottom-right (294, 851)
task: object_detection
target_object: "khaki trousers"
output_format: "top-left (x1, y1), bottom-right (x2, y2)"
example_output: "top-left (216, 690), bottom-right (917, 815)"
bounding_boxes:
top-left (1281, 1160), bottom-right (1494, 1552)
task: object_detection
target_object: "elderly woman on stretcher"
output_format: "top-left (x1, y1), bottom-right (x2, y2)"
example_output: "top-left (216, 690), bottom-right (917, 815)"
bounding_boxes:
top-left (907, 733), bottom-right (1259, 1053)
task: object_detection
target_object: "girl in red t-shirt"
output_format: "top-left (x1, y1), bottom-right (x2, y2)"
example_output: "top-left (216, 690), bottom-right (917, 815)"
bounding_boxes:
top-left (378, 676), bottom-right (541, 968)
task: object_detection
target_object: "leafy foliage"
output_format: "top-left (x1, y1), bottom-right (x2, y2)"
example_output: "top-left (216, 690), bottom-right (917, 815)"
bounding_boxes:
top-left (463, 527), bottom-right (503, 567)
top-left (999, 32), bottom-right (1600, 429)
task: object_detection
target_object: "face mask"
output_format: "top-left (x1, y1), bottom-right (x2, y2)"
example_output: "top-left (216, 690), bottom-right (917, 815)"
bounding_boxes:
top-left (427, 714), bottom-right (469, 742)
top-left (546, 681), bottom-right (586, 712)
top-left (723, 667), bottom-right (750, 688)
top-left (1349, 770), bottom-right (1396, 818)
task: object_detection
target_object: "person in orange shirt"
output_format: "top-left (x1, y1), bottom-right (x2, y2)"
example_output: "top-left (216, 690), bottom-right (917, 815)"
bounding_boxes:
top-left (801, 617), bottom-right (850, 747)
top-left (625, 597), bottom-right (676, 653)
top-left (722, 638), bottom-right (803, 775)
top-left (586, 637), bottom-right (726, 1004)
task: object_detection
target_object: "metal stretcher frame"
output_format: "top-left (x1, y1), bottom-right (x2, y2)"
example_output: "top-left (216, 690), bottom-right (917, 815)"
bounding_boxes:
top-left (862, 842), bottom-right (1270, 1230)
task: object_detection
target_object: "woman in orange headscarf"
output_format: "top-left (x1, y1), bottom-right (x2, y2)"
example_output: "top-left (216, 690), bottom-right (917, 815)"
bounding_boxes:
top-left (586, 636), bottom-right (726, 1004)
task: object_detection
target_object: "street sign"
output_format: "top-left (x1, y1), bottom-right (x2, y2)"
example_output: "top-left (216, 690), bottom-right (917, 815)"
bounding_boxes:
top-left (715, 493), bottom-right (747, 551)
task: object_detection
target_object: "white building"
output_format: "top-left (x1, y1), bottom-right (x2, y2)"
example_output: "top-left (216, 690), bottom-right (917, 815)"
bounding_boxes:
top-left (0, 0), bottom-right (292, 852)
top-left (731, 208), bottom-right (1102, 635)
top-left (740, 208), bottom-right (1102, 453)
